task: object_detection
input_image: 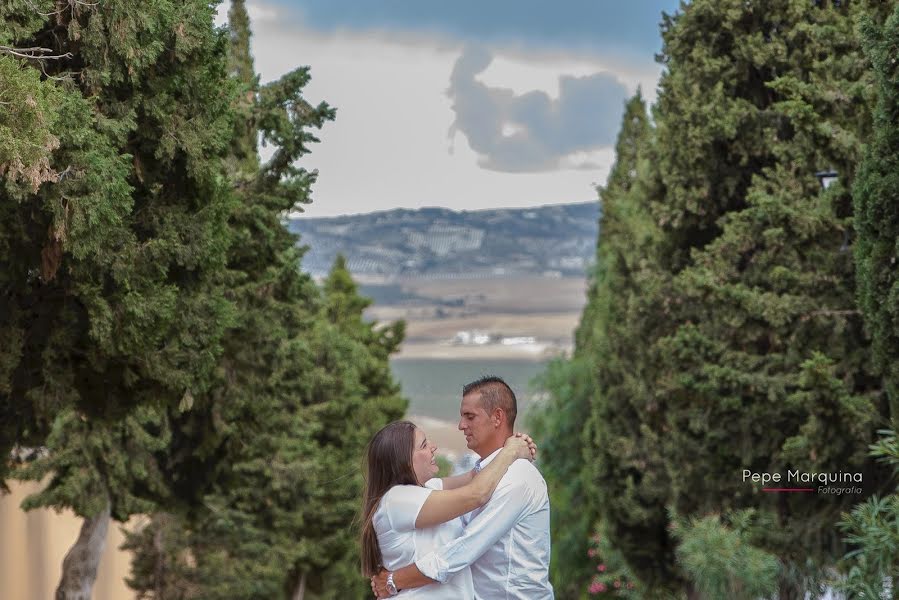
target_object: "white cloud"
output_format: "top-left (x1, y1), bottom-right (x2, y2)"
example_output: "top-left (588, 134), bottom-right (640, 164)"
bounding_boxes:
top-left (216, 1), bottom-right (660, 216)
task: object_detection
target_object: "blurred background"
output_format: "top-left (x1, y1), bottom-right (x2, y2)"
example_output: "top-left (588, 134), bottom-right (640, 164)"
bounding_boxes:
top-left (3, 0), bottom-right (899, 598)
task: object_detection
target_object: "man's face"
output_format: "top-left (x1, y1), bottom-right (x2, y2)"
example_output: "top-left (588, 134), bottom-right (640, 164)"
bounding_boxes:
top-left (458, 392), bottom-right (493, 456)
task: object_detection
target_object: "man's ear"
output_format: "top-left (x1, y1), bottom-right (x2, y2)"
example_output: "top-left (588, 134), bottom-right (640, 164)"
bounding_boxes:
top-left (492, 408), bottom-right (505, 428)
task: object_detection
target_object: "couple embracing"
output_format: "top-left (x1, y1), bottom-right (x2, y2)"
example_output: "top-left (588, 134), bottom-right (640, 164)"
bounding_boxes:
top-left (361, 376), bottom-right (554, 599)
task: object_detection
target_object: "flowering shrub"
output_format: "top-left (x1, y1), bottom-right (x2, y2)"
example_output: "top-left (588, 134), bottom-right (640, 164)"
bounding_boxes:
top-left (585, 531), bottom-right (638, 597)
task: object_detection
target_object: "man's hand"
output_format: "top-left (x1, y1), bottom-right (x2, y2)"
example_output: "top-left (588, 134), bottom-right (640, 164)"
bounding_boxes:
top-left (370, 569), bottom-right (390, 598)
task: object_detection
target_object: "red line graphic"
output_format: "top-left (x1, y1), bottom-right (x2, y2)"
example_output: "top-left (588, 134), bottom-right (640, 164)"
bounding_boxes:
top-left (762, 488), bottom-right (816, 492)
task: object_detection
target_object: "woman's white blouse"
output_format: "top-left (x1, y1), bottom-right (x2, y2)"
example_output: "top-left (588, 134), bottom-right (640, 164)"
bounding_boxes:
top-left (373, 478), bottom-right (474, 599)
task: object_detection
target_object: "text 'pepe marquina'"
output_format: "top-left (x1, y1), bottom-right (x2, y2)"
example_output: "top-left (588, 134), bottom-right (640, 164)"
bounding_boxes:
top-left (743, 470), bottom-right (863, 485)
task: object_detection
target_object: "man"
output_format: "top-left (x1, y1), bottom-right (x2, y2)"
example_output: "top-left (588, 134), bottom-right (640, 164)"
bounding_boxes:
top-left (372, 376), bottom-right (554, 599)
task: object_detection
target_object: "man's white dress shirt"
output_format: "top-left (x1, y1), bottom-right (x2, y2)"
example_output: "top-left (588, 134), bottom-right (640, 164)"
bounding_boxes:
top-left (415, 449), bottom-right (554, 599)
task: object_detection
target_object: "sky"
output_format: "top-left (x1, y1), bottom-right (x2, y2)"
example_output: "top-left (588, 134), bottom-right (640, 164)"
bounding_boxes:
top-left (215, 1), bottom-right (682, 217)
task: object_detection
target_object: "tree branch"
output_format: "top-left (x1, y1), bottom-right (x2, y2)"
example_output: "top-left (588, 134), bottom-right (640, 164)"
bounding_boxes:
top-left (0, 45), bottom-right (73, 60)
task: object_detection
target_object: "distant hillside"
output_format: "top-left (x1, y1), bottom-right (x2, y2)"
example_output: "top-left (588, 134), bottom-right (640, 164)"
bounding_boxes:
top-left (287, 202), bottom-right (599, 278)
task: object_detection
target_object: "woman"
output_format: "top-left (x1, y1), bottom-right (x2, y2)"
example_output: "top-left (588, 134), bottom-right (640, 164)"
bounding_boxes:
top-left (360, 420), bottom-right (535, 598)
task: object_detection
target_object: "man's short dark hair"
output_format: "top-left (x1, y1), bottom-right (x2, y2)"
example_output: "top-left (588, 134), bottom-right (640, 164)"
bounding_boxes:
top-left (463, 375), bottom-right (517, 428)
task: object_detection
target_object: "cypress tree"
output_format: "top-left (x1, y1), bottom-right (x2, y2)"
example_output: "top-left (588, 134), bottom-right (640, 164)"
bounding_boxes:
top-left (1, 2), bottom-right (236, 596)
top-left (837, 5), bottom-right (899, 593)
top-left (853, 5), bottom-right (899, 427)
top-left (225, 0), bottom-right (260, 180)
top-left (566, 2), bottom-right (897, 596)
top-left (580, 91), bottom-right (681, 593)
top-left (646, 1), bottom-right (893, 595)
top-left (119, 6), bottom-right (406, 598)
top-left (528, 356), bottom-right (597, 598)
top-left (532, 91), bottom-right (681, 595)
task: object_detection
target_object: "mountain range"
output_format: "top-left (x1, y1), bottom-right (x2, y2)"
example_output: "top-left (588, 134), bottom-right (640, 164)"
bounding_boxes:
top-left (286, 202), bottom-right (600, 278)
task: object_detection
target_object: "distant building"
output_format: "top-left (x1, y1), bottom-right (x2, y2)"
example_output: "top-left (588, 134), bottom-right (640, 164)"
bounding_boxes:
top-left (500, 337), bottom-right (537, 346)
top-left (453, 330), bottom-right (491, 345)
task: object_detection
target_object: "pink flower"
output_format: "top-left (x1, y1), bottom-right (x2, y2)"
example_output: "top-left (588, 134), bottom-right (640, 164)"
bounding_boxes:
top-left (614, 580), bottom-right (621, 589)
top-left (588, 548), bottom-right (596, 557)
top-left (627, 582), bottom-right (635, 589)
top-left (589, 582), bottom-right (607, 593)
top-left (597, 564), bottom-right (606, 572)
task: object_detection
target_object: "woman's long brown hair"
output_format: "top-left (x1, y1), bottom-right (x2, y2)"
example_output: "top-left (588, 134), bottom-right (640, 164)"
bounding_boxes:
top-left (360, 420), bottom-right (420, 577)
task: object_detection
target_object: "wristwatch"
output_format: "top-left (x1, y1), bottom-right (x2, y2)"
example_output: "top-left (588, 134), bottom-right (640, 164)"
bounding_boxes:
top-left (386, 572), bottom-right (398, 597)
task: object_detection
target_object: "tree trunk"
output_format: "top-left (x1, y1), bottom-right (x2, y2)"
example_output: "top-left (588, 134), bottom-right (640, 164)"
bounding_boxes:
top-left (55, 503), bottom-right (110, 600)
top-left (291, 571), bottom-right (307, 600)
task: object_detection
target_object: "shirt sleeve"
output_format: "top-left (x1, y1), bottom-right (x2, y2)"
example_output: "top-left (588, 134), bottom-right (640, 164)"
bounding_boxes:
top-left (384, 485), bottom-right (434, 532)
top-left (414, 473), bottom-right (533, 582)
top-left (425, 478), bottom-right (444, 491)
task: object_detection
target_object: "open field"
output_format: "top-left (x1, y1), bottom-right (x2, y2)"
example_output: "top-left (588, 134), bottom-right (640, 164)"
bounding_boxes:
top-left (364, 276), bottom-right (587, 359)
top-left (370, 276), bottom-right (579, 440)
top-left (362, 275), bottom-right (589, 314)
top-left (395, 340), bottom-right (568, 360)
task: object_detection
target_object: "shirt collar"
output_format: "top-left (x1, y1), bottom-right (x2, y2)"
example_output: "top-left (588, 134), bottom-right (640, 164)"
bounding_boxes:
top-left (475, 447), bottom-right (503, 472)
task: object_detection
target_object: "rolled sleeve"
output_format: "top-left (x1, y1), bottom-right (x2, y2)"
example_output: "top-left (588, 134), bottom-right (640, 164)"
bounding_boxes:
top-left (415, 548), bottom-right (449, 582)
top-left (415, 476), bottom-right (532, 582)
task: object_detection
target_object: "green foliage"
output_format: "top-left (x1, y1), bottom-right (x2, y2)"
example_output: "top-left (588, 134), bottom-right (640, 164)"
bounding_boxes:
top-left (528, 356), bottom-right (598, 598)
top-left (529, 90), bottom-right (681, 596)
top-left (672, 511), bottom-right (781, 600)
top-left (2, 0), bottom-right (235, 502)
top-left (651, 1), bottom-right (895, 591)
top-left (584, 527), bottom-right (641, 598)
top-left (836, 7), bottom-right (899, 597)
top-left (853, 5), bottom-right (899, 425)
top-left (544, 2), bottom-right (899, 598)
top-left (16, 406), bottom-right (170, 520)
top-left (225, 0), bottom-right (261, 180)
top-left (2, 3), bottom-right (405, 598)
top-left (0, 54), bottom-right (64, 192)
top-left (837, 431), bottom-right (899, 598)
top-left (115, 6), bottom-right (405, 599)
top-left (126, 258), bottom-right (405, 599)
top-left (582, 90), bottom-right (681, 593)
top-left (121, 513), bottom-right (200, 600)
top-left (435, 454), bottom-right (453, 478)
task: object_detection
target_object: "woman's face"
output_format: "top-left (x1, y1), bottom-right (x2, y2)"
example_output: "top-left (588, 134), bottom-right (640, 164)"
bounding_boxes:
top-left (411, 428), bottom-right (439, 484)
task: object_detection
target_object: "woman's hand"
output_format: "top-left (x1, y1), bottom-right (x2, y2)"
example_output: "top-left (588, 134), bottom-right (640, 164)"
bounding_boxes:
top-left (516, 432), bottom-right (538, 460)
top-left (504, 432), bottom-right (538, 461)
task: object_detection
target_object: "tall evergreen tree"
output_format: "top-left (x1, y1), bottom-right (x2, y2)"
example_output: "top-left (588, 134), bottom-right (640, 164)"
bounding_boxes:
top-left (1, 1), bottom-right (236, 596)
top-left (564, 2), bottom-right (897, 597)
top-left (225, 0), bottom-right (260, 180)
top-left (853, 5), bottom-right (899, 428)
top-left (578, 91), bottom-right (680, 593)
top-left (528, 356), bottom-right (597, 598)
top-left (643, 1), bottom-right (893, 596)
top-left (120, 5), bottom-right (407, 598)
top-left (838, 5), bottom-right (899, 594)
top-left (532, 90), bottom-right (682, 594)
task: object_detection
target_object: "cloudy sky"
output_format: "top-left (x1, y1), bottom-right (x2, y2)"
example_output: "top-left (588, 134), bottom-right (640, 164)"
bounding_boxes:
top-left (216, 1), bottom-right (681, 216)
